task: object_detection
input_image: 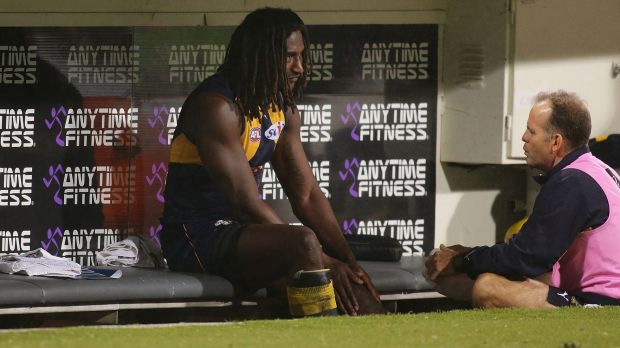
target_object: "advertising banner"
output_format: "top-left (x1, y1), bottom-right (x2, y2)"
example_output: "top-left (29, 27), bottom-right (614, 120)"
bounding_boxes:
top-left (0, 25), bottom-right (437, 264)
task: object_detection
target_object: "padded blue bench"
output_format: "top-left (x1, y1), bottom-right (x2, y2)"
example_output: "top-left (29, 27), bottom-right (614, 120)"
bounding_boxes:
top-left (0, 256), bottom-right (439, 323)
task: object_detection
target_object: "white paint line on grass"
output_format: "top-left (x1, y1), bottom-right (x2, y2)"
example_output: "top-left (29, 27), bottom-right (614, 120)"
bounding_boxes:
top-left (0, 321), bottom-right (243, 333)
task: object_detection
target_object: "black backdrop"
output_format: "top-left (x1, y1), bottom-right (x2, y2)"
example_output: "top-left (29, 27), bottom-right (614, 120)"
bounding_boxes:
top-left (0, 25), bottom-right (437, 265)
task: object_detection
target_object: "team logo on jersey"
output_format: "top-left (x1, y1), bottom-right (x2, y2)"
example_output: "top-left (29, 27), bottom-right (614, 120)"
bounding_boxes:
top-left (249, 127), bottom-right (261, 142)
top-left (265, 121), bottom-right (285, 141)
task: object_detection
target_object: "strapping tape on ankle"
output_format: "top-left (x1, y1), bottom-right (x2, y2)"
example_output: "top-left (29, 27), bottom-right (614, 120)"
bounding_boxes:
top-left (286, 281), bottom-right (337, 316)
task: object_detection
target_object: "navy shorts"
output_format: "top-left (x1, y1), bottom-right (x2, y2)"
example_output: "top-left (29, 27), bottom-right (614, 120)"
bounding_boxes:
top-left (160, 219), bottom-right (245, 282)
top-left (547, 286), bottom-right (620, 307)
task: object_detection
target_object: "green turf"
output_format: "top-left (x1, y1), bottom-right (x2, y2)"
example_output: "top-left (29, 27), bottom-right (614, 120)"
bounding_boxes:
top-left (1, 307), bottom-right (619, 348)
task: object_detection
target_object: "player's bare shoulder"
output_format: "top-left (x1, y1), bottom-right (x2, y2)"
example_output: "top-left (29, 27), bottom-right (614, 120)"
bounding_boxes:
top-left (183, 91), bottom-right (242, 140)
top-left (191, 91), bottom-right (239, 122)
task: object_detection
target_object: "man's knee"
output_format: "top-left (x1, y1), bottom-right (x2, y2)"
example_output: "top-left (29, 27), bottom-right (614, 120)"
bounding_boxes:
top-left (472, 272), bottom-right (503, 308)
top-left (289, 226), bottom-right (322, 260)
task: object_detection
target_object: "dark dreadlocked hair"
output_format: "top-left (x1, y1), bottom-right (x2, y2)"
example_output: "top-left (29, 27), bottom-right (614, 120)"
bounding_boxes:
top-left (217, 7), bottom-right (310, 120)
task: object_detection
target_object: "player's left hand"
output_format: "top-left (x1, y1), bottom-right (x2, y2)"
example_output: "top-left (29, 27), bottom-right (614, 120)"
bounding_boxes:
top-left (347, 261), bottom-right (381, 303)
top-left (323, 256), bottom-right (363, 315)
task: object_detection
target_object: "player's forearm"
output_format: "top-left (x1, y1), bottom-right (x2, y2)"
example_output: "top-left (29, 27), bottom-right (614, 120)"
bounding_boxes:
top-left (293, 186), bottom-right (356, 263)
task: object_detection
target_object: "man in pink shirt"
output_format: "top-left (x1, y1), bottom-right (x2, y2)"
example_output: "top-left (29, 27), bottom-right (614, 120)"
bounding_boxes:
top-left (426, 90), bottom-right (620, 308)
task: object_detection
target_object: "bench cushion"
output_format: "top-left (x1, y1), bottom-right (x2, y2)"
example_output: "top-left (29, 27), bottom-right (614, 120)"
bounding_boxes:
top-left (361, 256), bottom-right (433, 293)
top-left (0, 256), bottom-right (432, 307)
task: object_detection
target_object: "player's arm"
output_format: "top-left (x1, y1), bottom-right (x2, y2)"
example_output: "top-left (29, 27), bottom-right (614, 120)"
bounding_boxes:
top-left (271, 105), bottom-right (353, 261)
top-left (183, 92), bottom-right (285, 224)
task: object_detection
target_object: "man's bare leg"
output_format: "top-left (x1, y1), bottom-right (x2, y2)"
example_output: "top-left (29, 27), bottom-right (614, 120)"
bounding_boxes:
top-left (471, 272), bottom-right (555, 309)
top-left (434, 273), bottom-right (475, 302)
top-left (233, 224), bottom-right (382, 315)
top-left (235, 224), bottom-right (324, 288)
top-left (264, 272), bottom-right (385, 315)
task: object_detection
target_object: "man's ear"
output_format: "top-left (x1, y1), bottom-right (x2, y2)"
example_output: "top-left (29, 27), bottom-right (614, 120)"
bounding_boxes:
top-left (551, 133), bottom-right (564, 153)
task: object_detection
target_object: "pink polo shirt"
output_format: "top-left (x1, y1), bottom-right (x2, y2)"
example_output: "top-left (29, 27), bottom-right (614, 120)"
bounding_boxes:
top-left (551, 153), bottom-right (620, 298)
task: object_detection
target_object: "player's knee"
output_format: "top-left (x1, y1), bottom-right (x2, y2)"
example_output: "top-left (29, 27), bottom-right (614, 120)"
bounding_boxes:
top-left (290, 226), bottom-right (322, 259)
top-left (472, 273), bottom-right (501, 308)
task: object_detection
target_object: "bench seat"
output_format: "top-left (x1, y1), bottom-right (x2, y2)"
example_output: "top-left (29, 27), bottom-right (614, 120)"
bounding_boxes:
top-left (0, 256), bottom-right (439, 319)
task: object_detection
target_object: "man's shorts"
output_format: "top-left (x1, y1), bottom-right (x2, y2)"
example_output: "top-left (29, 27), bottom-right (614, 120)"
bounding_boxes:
top-left (547, 286), bottom-right (620, 307)
top-left (159, 219), bottom-right (245, 282)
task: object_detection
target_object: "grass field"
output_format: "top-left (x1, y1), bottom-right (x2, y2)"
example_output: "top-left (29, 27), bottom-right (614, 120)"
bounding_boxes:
top-left (1, 307), bottom-right (619, 347)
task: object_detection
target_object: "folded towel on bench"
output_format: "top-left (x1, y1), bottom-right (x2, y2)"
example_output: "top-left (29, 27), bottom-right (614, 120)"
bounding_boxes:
top-left (96, 235), bottom-right (166, 269)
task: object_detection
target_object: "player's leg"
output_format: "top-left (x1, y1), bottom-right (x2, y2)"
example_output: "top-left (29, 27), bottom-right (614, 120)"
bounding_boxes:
top-left (471, 272), bottom-right (554, 308)
top-left (232, 224), bottom-right (325, 286)
top-left (160, 221), bottom-right (324, 288)
top-left (265, 257), bottom-right (386, 315)
top-left (234, 224), bottom-right (386, 315)
top-left (233, 223), bottom-right (338, 316)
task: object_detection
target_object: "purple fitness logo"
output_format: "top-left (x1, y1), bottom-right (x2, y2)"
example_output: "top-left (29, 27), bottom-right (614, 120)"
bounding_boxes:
top-left (42, 164), bottom-right (64, 205)
top-left (340, 102), bottom-right (361, 141)
top-left (342, 218), bottom-right (359, 235)
top-left (149, 224), bottom-right (162, 247)
top-left (148, 106), bottom-right (170, 145)
top-left (41, 226), bottom-right (64, 256)
top-left (44, 106), bottom-right (67, 147)
top-left (146, 162), bottom-right (168, 203)
top-left (338, 158), bottom-right (360, 198)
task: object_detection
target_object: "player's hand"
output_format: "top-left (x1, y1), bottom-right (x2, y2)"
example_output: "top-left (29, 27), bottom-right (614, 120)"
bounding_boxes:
top-left (323, 255), bottom-right (363, 315)
top-left (347, 261), bottom-right (381, 303)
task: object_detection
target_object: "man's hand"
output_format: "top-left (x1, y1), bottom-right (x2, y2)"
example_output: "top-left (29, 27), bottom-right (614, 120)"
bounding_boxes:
top-left (322, 255), bottom-right (366, 315)
top-left (348, 261), bottom-right (381, 304)
top-left (425, 244), bottom-right (470, 282)
top-left (444, 244), bottom-right (471, 254)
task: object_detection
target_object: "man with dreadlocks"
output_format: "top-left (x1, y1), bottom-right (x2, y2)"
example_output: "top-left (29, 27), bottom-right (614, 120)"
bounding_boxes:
top-left (159, 7), bottom-right (383, 317)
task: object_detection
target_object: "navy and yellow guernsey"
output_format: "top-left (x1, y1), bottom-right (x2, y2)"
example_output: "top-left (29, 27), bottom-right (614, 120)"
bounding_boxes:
top-left (162, 74), bottom-right (285, 223)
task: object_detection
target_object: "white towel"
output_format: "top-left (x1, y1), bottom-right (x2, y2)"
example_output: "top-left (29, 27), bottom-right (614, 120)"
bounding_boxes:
top-left (96, 235), bottom-right (166, 269)
top-left (0, 248), bottom-right (81, 278)
top-left (96, 237), bottom-right (139, 267)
